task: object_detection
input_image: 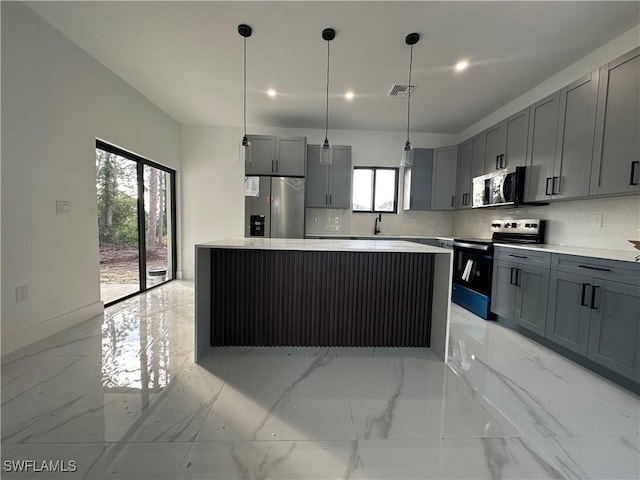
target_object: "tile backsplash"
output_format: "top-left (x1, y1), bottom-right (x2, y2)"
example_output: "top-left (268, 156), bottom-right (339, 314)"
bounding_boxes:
top-left (453, 195), bottom-right (640, 251)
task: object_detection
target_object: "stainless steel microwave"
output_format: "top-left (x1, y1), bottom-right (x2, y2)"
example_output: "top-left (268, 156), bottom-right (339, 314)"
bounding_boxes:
top-left (472, 167), bottom-right (525, 208)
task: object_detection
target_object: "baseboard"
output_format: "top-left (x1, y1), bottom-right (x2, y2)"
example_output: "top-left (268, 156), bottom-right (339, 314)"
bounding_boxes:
top-left (1, 301), bottom-right (104, 357)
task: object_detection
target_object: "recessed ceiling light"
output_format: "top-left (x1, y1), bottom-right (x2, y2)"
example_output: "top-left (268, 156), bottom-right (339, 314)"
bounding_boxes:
top-left (267, 89), bottom-right (276, 97)
top-left (455, 61), bottom-right (469, 72)
top-left (345, 91), bottom-right (355, 100)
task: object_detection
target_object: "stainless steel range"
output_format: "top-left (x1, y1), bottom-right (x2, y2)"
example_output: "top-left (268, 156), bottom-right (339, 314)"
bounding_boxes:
top-left (452, 219), bottom-right (546, 319)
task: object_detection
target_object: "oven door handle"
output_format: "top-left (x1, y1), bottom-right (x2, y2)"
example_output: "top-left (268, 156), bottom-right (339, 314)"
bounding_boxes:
top-left (452, 241), bottom-right (492, 252)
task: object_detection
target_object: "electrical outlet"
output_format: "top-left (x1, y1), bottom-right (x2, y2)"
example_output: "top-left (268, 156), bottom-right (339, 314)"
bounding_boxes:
top-left (56, 200), bottom-right (69, 214)
top-left (16, 285), bottom-right (28, 303)
top-left (591, 214), bottom-right (603, 228)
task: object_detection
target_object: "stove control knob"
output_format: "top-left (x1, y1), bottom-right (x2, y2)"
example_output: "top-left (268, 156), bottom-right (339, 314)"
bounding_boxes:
top-left (524, 223), bottom-right (531, 228)
top-left (531, 223), bottom-right (538, 228)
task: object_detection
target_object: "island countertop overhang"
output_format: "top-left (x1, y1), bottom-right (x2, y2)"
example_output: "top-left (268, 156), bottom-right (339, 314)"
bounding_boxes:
top-left (196, 237), bottom-right (452, 254)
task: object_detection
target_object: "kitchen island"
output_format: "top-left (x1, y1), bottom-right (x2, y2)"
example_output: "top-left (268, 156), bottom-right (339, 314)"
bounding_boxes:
top-left (195, 238), bottom-right (452, 362)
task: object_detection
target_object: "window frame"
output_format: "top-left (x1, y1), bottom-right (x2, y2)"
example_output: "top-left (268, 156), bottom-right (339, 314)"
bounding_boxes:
top-left (352, 166), bottom-right (399, 214)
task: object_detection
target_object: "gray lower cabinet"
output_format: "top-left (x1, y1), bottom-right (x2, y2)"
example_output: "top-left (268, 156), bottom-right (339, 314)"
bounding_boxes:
top-left (491, 249), bottom-right (550, 336)
top-left (591, 47), bottom-right (640, 195)
top-left (246, 135), bottom-right (306, 176)
top-left (431, 145), bottom-right (458, 210)
top-left (484, 108), bottom-right (529, 174)
top-left (587, 279), bottom-right (640, 380)
top-left (306, 145), bottom-right (351, 208)
top-left (545, 270), bottom-right (592, 355)
top-left (403, 149), bottom-right (434, 210)
top-left (546, 254), bottom-right (640, 380)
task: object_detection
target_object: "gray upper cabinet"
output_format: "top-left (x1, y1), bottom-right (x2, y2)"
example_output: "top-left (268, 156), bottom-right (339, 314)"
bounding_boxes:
top-left (403, 148), bottom-right (433, 210)
top-left (554, 71), bottom-right (600, 200)
top-left (306, 145), bottom-right (351, 208)
top-left (431, 146), bottom-right (458, 210)
top-left (484, 108), bottom-right (529, 173)
top-left (525, 91), bottom-right (561, 202)
top-left (591, 47), bottom-right (640, 195)
top-left (455, 140), bottom-right (472, 208)
top-left (246, 135), bottom-right (306, 176)
top-left (470, 134), bottom-right (487, 178)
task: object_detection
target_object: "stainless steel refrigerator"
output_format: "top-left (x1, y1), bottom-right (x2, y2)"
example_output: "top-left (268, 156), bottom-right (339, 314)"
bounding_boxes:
top-left (244, 176), bottom-right (305, 238)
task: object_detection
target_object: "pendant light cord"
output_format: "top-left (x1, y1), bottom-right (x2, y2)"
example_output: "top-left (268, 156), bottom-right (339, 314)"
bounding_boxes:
top-left (325, 39), bottom-right (330, 143)
top-left (243, 35), bottom-right (247, 137)
top-left (406, 43), bottom-right (413, 144)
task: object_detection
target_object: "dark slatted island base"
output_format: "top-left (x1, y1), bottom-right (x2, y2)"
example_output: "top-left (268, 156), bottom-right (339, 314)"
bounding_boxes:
top-left (195, 238), bottom-right (453, 362)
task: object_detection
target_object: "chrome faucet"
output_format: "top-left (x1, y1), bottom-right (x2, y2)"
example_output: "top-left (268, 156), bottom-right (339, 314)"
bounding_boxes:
top-left (374, 213), bottom-right (382, 235)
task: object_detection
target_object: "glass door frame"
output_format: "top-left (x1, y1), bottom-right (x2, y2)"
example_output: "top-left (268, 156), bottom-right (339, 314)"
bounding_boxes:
top-left (96, 140), bottom-right (177, 306)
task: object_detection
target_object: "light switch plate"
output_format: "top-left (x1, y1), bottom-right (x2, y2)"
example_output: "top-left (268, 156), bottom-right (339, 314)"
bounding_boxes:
top-left (56, 200), bottom-right (69, 214)
top-left (591, 213), bottom-right (603, 228)
top-left (16, 285), bottom-right (28, 303)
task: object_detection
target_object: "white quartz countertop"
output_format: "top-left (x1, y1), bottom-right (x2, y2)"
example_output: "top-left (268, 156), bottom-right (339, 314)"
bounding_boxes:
top-left (494, 243), bottom-right (640, 263)
top-left (197, 238), bottom-right (452, 254)
top-left (305, 234), bottom-right (455, 241)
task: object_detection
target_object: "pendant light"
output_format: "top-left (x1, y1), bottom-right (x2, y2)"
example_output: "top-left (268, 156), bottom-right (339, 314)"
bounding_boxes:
top-left (320, 28), bottom-right (335, 165)
top-left (238, 24), bottom-right (252, 163)
top-left (401, 32), bottom-right (420, 167)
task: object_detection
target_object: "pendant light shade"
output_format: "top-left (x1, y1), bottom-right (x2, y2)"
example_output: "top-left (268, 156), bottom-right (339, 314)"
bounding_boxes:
top-left (320, 28), bottom-right (335, 165)
top-left (401, 32), bottom-right (420, 167)
top-left (239, 24), bottom-right (252, 163)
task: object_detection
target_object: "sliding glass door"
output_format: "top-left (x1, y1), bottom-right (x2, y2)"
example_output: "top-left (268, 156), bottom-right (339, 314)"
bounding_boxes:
top-left (96, 141), bottom-right (176, 306)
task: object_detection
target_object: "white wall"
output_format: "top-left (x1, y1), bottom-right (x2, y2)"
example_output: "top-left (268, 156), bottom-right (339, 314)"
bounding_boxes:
top-left (1, 2), bottom-right (181, 355)
top-left (457, 24), bottom-right (640, 143)
top-left (180, 124), bottom-right (457, 278)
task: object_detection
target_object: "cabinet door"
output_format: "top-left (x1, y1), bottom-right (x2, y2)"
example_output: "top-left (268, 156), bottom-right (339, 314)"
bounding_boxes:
top-left (587, 279), bottom-right (640, 380)
top-left (504, 108), bottom-right (530, 170)
top-left (246, 135), bottom-right (276, 175)
top-left (525, 92), bottom-right (561, 202)
top-left (328, 146), bottom-right (352, 208)
top-left (470, 134), bottom-right (487, 178)
top-left (491, 260), bottom-right (517, 320)
top-left (514, 264), bottom-right (550, 337)
top-left (277, 136), bottom-right (306, 176)
top-left (546, 271), bottom-right (591, 355)
top-left (305, 145), bottom-right (329, 207)
top-left (456, 140), bottom-right (472, 208)
top-left (431, 146), bottom-right (458, 210)
top-left (591, 48), bottom-right (640, 195)
top-left (403, 149), bottom-right (433, 210)
top-left (485, 123), bottom-right (506, 173)
top-left (554, 71), bottom-right (599, 200)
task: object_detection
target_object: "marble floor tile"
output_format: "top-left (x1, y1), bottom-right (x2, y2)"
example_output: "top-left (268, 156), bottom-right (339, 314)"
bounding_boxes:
top-left (175, 440), bottom-right (365, 480)
top-left (1, 282), bottom-right (639, 480)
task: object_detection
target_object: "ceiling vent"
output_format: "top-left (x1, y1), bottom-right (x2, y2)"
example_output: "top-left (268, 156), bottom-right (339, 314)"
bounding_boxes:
top-left (387, 84), bottom-right (417, 97)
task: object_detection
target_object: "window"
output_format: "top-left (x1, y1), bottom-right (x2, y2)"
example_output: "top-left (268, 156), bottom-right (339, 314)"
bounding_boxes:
top-left (352, 167), bottom-right (398, 213)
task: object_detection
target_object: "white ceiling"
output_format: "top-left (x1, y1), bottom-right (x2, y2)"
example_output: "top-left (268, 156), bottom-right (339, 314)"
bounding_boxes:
top-left (26, 1), bottom-right (640, 134)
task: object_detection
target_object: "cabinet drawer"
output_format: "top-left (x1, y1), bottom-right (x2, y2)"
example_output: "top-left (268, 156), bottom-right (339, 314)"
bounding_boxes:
top-left (494, 247), bottom-right (551, 268)
top-left (551, 254), bottom-right (640, 286)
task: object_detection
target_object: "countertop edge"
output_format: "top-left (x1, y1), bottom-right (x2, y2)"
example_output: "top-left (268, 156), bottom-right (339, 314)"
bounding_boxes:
top-left (493, 243), bottom-right (639, 264)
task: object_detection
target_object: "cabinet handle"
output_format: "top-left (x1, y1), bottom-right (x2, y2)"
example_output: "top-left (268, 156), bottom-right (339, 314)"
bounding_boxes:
top-left (590, 285), bottom-right (599, 310)
top-left (451, 195), bottom-right (455, 207)
top-left (272, 159), bottom-right (275, 172)
top-left (508, 254), bottom-right (528, 259)
top-left (580, 283), bottom-right (590, 306)
top-left (500, 154), bottom-right (506, 169)
top-left (545, 177), bottom-right (553, 195)
top-left (630, 161), bottom-right (639, 186)
top-left (275, 159), bottom-right (279, 172)
top-left (329, 194), bottom-right (332, 205)
top-left (578, 265), bottom-right (611, 272)
top-left (495, 155), bottom-right (500, 170)
top-left (510, 267), bottom-right (516, 285)
top-left (515, 268), bottom-right (521, 287)
top-left (325, 193), bottom-right (329, 205)
top-left (552, 176), bottom-right (560, 195)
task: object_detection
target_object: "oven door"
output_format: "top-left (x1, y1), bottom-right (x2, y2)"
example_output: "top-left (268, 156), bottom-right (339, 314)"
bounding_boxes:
top-left (452, 242), bottom-right (493, 297)
top-left (452, 241), bottom-right (495, 319)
